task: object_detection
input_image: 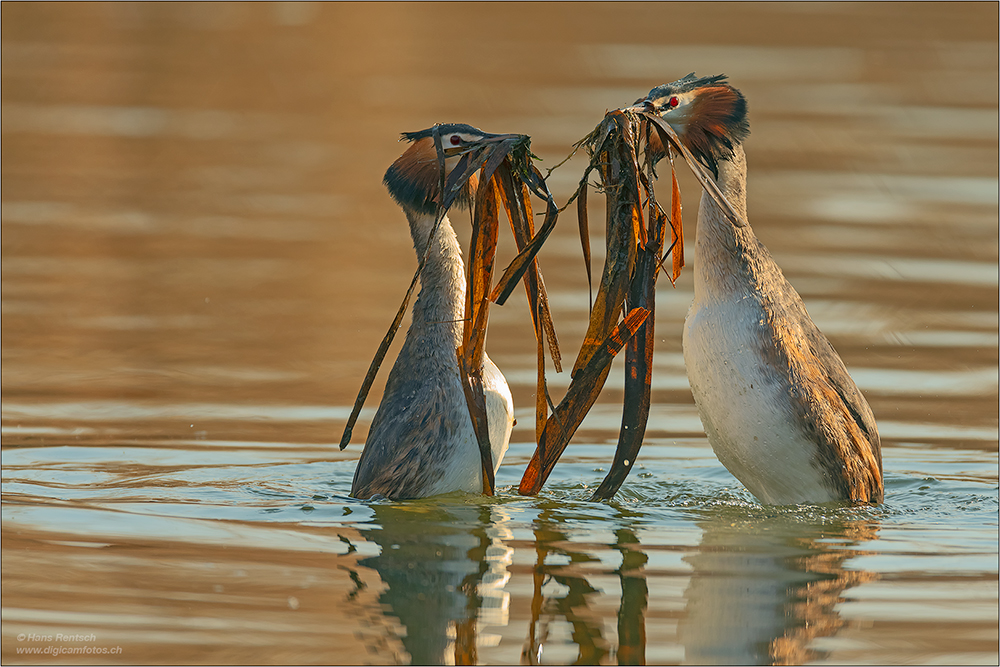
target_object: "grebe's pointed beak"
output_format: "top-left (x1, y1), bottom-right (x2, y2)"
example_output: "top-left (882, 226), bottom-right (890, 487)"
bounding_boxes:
top-left (439, 130), bottom-right (525, 158)
top-left (623, 97), bottom-right (656, 114)
top-left (479, 131), bottom-right (523, 143)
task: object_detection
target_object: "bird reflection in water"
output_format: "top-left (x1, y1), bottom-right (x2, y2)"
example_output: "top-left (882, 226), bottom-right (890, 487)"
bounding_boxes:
top-left (522, 508), bottom-right (647, 665)
top-left (336, 503), bottom-right (878, 664)
top-left (522, 507), bottom-right (879, 666)
top-left (679, 510), bottom-right (881, 665)
top-left (344, 502), bottom-right (513, 665)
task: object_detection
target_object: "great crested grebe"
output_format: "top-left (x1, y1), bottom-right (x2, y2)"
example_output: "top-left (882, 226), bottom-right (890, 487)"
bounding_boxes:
top-left (351, 124), bottom-right (514, 500)
top-left (634, 74), bottom-right (883, 504)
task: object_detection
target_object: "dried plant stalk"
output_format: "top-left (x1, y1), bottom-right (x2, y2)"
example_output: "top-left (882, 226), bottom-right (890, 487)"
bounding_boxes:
top-left (670, 158), bottom-right (685, 281)
top-left (577, 179), bottom-right (593, 312)
top-left (520, 108), bottom-right (691, 498)
top-left (518, 306), bottom-right (650, 495)
top-left (494, 162), bottom-right (560, 442)
top-left (458, 171), bottom-right (502, 494)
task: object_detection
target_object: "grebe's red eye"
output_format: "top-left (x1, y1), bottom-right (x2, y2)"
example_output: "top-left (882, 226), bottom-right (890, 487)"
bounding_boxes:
top-left (449, 135), bottom-right (461, 145)
top-left (668, 96), bottom-right (679, 108)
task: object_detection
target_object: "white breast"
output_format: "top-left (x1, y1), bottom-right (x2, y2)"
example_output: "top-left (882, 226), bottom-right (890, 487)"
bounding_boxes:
top-left (483, 355), bottom-right (514, 473)
top-left (683, 298), bottom-right (838, 504)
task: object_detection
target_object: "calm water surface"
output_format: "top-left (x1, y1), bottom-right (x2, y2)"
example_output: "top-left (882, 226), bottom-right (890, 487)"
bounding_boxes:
top-left (2, 3), bottom-right (997, 665)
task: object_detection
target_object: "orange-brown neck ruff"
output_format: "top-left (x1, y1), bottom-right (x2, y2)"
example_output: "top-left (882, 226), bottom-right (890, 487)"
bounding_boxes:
top-left (642, 77), bottom-right (749, 178)
top-left (383, 137), bottom-right (478, 216)
top-left (680, 85), bottom-right (749, 178)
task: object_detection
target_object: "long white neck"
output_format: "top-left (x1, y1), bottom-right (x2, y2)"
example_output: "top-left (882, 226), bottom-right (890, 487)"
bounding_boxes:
top-left (692, 145), bottom-right (761, 301)
top-left (402, 209), bottom-right (466, 359)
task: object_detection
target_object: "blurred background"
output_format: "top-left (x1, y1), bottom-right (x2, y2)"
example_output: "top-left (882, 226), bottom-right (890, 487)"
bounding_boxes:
top-left (2, 3), bottom-right (997, 665)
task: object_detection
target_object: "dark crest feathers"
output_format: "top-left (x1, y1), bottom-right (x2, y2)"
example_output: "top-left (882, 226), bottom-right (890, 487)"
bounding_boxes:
top-left (400, 122), bottom-right (486, 143)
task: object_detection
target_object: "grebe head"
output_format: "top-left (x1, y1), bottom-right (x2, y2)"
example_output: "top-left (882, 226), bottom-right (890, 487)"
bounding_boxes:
top-left (383, 123), bottom-right (516, 215)
top-left (631, 73), bottom-right (750, 177)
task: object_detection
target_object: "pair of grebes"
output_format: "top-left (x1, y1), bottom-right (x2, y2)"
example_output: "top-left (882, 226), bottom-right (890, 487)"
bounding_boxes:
top-left (350, 74), bottom-right (884, 505)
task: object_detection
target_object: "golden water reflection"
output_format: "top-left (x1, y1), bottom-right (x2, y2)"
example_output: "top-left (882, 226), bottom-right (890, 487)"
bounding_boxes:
top-left (679, 514), bottom-right (880, 665)
top-left (2, 2), bottom-right (996, 664)
top-left (517, 508), bottom-right (880, 666)
top-left (345, 503), bottom-right (515, 665)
